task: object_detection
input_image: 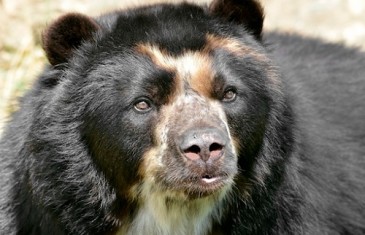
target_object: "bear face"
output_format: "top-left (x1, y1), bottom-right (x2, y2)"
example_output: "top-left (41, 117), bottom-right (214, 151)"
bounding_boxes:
top-left (37, 4), bottom-right (281, 233)
top-left (22, 2), bottom-right (286, 234)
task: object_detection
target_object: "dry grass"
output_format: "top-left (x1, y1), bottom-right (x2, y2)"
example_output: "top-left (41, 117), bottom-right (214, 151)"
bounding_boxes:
top-left (1, 0), bottom-right (364, 133)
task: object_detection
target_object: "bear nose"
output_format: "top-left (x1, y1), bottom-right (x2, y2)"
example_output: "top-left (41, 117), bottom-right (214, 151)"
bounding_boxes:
top-left (178, 128), bottom-right (227, 162)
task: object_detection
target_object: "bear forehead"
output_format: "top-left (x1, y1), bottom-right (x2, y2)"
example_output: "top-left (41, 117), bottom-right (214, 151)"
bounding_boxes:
top-left (101, 4), bottom-right (210, 54)
top-left (134, 34), bottom-right (268, 98)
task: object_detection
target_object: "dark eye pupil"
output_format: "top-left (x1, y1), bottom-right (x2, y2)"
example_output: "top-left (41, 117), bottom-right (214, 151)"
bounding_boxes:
top-left (135, 101), bottom-right (150, 111)
top-left (223, 90), bottom-right (236, 101)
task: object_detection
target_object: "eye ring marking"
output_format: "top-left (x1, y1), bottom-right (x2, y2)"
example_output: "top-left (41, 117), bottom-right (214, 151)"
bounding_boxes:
top-left (134, 99), bottom-right (152, 112)
top-left (222, 89), bottom-right (237, 102)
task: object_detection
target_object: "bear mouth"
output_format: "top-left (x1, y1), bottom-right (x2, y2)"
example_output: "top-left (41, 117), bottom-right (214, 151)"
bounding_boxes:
top-left (183, 174), bottom-right (232, 199)
top-left (201, 174), bottom-right (221, 184)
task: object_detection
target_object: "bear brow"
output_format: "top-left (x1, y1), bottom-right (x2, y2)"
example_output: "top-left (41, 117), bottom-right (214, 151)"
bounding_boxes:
top-left (134, 43), bottom-right (176, 72)
top-left (134, 43), bottom-right (215, 98)
top-left (204, 34), bottom-right (269, 61)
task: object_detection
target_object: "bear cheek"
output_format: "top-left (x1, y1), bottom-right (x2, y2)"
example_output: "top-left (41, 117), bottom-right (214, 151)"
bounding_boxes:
top-left (137, 109), bottom-right (181, 185)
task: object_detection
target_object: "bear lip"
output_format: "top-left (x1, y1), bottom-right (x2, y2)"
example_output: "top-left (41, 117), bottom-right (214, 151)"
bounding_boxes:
top-left (198, 175), bottom-right (226, 189)
top-left (201, 175), bottom-right (221, 184)
top-left (185, 175), bottom-right (229, 199)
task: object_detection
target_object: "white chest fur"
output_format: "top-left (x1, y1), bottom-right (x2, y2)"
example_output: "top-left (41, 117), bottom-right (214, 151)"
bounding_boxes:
top-left (116, 189), bottom-right (227, 235)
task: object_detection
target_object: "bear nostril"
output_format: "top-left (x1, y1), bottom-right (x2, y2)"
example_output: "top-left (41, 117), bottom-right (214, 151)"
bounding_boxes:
top-left (209, 143), bottom-right (223, 152)
top-left (209, 143), bottom-right (224, 160)
top-left (185, 145), bottom-right (201, 154)
top-left (184, 145), bottom-right (201, 161)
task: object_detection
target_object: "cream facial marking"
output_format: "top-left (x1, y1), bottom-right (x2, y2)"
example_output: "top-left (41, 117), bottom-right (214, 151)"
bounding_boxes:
top-left (135, 43), bottom-right (214, 97)
top-left (205, 34), bottom-right (269, 60)
top-left (135, 33), bottom-right (277, 92)
top-left (204, 34), bottom-right (281, 86)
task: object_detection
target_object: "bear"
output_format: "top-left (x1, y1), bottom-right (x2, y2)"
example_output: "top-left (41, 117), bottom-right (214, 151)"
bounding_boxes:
top-left (0, 0), bottom-right (365, 234)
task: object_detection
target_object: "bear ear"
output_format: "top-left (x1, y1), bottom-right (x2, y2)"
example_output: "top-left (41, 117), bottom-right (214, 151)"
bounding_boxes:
top-left (209, 0), bottom-right (264, 40)
top-left (42, 13), bottom-right (100, 66)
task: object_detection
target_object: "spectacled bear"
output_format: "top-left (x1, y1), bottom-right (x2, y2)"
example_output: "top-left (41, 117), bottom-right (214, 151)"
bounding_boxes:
top-left (1, 0), bottom-right (364, 234)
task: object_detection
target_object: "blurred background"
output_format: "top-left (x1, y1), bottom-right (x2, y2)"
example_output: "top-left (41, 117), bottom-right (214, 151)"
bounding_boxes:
top-left (1, 0), bottom-right (365, 132)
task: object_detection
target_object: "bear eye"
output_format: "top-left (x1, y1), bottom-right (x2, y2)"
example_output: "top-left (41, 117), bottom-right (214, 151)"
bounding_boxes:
top-left (222, 88), bottom-right (237, 102)
top-left (134, 99), bottom-right (152, 112)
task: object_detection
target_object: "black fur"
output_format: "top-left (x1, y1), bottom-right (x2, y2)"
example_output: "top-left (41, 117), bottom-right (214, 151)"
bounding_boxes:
top-left (1, 1), bottom-right (364, 234)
